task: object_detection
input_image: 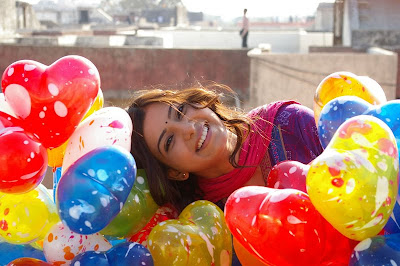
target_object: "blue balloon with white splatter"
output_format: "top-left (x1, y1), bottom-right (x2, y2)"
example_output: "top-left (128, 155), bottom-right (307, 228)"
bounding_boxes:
top-left (317, 96), bottom-right (370, 148)
top-left (71, 241), bottom-right (154, 266)
top-left (56, 146), bottom-right (136, 235)
top-left (349, 233), bottom-right (400, 265)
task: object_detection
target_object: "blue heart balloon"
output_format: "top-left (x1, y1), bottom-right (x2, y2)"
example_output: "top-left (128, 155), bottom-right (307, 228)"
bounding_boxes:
top-left (57, 146), bottom-right (137, 234)
top-left (349, 233), bottom-right (400, 265)
top-left (317, 96), bottom-right (370, 148)
top-left (71, 241), bottom-right (154, 266)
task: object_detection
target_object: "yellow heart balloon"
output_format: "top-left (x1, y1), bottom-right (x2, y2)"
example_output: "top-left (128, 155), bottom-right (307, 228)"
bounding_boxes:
top-left (313, 72), bottom-right (386, 124)
top-left (307, 115), bottom-right (399, 241)
top-left (147, 200), bottom-right (232, 266)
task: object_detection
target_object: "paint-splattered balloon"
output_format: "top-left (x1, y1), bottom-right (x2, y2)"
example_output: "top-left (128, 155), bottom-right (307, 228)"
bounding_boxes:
top-left (308, 115), bottom-right (399, 241)
top-left (43, 222), bottom-right (111, 265)
top-left (148, 200), bottom-right (232, 266)
top-left (1, 56), bottom-right (100, 149)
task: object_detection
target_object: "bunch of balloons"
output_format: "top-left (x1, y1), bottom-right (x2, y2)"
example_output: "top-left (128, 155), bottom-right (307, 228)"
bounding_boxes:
top-left (0, 56), bottom-right (235, 266)
top-left (224, 71), bottom-right (400, 265)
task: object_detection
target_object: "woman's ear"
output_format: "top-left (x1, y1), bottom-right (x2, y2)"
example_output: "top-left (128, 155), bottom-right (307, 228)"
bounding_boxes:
top-left (167, 168), bottom-right (189, 181)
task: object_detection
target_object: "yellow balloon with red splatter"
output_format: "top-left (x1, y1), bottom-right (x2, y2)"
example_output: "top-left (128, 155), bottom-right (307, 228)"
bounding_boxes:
top-left (148, 200), bottom-right (232, 266)
top-left (307, 115), bottom-right (399, 241)
top-left (313, 72), bottom-right (387, 124)
top-left (0, 185), bottom-right (59, 244)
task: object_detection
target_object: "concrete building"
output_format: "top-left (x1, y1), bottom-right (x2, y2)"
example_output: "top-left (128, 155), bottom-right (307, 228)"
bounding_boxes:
top-left (335, 0), bottom-right (400, 50)
top-left (314, 2), bottom-right (334, 31)
top-left (0, 0), bottom-right (41, 36)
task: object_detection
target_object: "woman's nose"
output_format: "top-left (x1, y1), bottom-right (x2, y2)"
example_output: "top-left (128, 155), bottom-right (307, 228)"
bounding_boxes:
top-left (180, 119), bottom-right (195, 141)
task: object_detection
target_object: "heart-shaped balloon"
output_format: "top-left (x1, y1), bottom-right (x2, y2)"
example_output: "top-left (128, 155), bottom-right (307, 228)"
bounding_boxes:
top-left (62, 106), bottom-right (132, 174)
top-left (101, 169), bottom-right (160, 238)
top-left (0, 185), bottom-right (59, 244)
top-left (349, 233), bottom-right (400, 265)
top-left (224, 186), bottom-right (354, 265)
top-left (313, 72), bottom-right (386, 124)
top-left (318, 96), bottom-right (371, 148)
top-left (148, 200), bottom-right (232, 266)
top-left (267, 160), bottom-right (309, 193)
top-left (43, 222), bottom-right (111, 265)
top-left (71, 241), bottom-right (154, 266)
top-left (57, 146), bottom-right (137, 234)
top-left (0, 126), bottom-right (48, 194)
top-left (1, 55), bottom-right (100, 149)
top-left (307, 115), bottom-right (399, 241)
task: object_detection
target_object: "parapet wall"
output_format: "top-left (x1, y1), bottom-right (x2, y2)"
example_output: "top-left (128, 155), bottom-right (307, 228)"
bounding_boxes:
top-left (248, 51), bottom-right (398, 110)
top-left (0, 44), bottom-right (251, 106)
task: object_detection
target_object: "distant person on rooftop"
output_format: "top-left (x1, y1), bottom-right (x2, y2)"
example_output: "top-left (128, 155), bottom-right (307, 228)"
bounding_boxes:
top-left (240, 8), bottom-right (249, 48)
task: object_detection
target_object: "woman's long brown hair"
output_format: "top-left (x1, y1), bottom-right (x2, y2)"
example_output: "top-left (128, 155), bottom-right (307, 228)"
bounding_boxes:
top-left (127, 82), bottom-right (251, 211)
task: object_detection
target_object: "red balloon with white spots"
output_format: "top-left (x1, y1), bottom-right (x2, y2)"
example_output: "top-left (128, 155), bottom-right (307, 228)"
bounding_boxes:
top-left (0, 127), bottom-right (47, 193)
top-left (224, 186), bottom-right (354, 265)
top-left (267, 160), bottom-right (309, 193)
top-left (1, 56), bottom-right (100, 149)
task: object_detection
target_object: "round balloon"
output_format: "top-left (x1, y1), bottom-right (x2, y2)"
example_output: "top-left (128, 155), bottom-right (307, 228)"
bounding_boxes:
top-left (0, 185), bottom-right (59, 244)
top-left (0, 127), bottom-right (48, 194)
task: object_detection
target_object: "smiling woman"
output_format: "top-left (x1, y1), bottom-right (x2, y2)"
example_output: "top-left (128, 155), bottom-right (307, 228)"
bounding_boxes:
top-left (127, 82), bottom-right (323, 211)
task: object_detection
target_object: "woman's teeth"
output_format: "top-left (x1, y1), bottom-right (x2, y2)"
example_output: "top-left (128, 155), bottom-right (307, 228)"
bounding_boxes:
top-left (197, 125), bottom-right (208, 150)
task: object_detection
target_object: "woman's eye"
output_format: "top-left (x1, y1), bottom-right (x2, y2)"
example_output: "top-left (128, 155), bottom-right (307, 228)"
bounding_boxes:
top-left (177, 104), bottom-right (184, 119)
top-left (165, 135), bottom-right (173, 152)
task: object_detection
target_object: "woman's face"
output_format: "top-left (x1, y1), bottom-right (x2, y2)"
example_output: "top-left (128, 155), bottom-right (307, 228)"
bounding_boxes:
top-left (142, 102), bottom-right (235, 178)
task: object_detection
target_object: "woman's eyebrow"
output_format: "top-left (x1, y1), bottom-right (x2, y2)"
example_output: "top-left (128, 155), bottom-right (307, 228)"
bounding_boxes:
top-left (157, 105), bottom-right (173, 154)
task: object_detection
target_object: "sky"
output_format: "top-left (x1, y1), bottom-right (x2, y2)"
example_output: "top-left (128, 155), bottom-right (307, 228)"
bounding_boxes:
top-left (181, 0), bottom-right (335, 19)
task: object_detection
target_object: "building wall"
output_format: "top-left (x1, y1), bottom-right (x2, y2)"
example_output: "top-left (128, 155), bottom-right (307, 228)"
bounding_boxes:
top-left (0, 0), bottom-right (17, 36)
top-left (0, 44), bottom-right (251, 103)
top-left (358, 0), bottom-right (400, 30)
top-left (139, 29), bottom-right (333, 53)
top-left (248, 52), bottom-right (397, 110)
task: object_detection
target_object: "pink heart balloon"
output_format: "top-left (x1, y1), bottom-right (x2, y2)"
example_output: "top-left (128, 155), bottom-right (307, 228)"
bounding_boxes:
top-left (1, 55), bottom-right (100, 148)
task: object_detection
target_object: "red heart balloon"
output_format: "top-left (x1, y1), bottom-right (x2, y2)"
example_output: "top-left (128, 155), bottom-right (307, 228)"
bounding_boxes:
top-left (1, 55), bottom-right (100, 148)
top-left (267, 160), bottom-right (309, 193)
top-left (225, 186), bottom-right (354, 265)
top-left (0, 127), bottom-right (47, 193)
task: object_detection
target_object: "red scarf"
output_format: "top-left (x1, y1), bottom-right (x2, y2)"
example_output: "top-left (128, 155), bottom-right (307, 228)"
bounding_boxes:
top-left (197, 101), bottom-right (296, 203)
